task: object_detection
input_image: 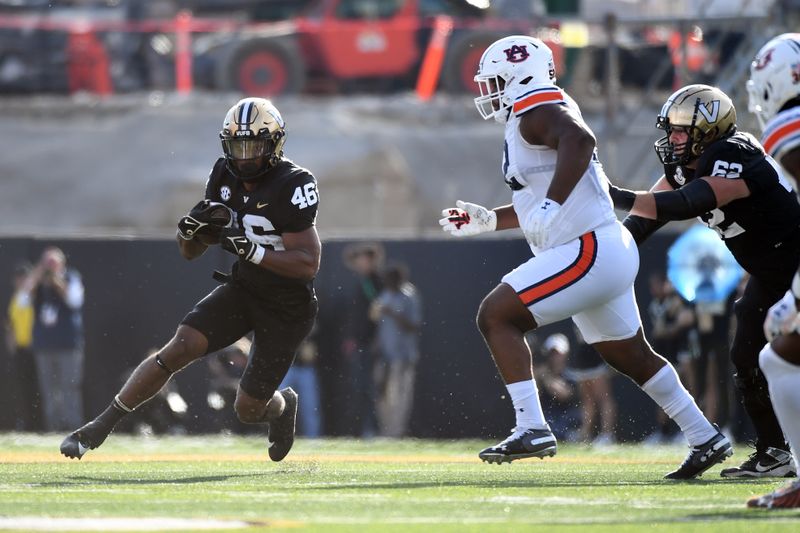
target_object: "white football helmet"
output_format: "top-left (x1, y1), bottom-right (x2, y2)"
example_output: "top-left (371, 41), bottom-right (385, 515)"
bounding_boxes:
top-left (747, 33), bottom-right (800, 130)
top-left (474, 35), bottom-right (557, 123)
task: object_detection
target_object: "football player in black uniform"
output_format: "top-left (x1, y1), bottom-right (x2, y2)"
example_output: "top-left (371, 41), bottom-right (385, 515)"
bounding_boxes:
top-left (609, 84), bottom-right (800, 478)
top-left (60, 97), bottom-right (321, 462)
top-left (747, 34), bottom-right (800, 508)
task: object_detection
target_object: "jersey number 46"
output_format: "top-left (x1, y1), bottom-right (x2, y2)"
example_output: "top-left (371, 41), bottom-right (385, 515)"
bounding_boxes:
top-left (291, 183), bottom-right (319, 209)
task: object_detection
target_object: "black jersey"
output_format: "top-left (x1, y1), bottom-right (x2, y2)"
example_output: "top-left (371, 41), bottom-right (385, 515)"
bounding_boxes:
top-left (666, 132), bottom-right (800, 277)
top-left (205, 157), bottom-right (319, 302)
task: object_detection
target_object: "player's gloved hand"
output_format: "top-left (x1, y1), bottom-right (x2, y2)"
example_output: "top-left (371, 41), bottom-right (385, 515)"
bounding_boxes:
top-left (219, 227), bottom-right (266, 265)
top-left (439, 200), bottom-right (497, 237)
top-left (764, 290), bottom-right (800, 342)
top-left (177, 214), bottom-right (205, 241)
top-left (525, 198), bottom-right (562, 249)
top-left (177, 200), bottom-right (233, 242)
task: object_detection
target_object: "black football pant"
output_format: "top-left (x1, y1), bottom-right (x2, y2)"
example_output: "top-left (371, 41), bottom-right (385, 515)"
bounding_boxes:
top-left (731, 273), bottom-right (790, 452)
top-left (182, 282), bottom-right (317, 401)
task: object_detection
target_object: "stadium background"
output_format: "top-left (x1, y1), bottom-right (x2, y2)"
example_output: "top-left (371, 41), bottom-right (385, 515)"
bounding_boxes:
top-left (0, 233), bottom-right (678, 439)
top-left (1, 0), bottom-right (797, 441)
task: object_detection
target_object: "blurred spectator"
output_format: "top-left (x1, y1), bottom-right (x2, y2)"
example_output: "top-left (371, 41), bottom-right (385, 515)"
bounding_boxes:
top-left (28, 247), bottom-right (85, 432)
top-left (115, 348), bottom-right (188, 436)
top-left (280, 326), bottom-right (322, 438)
top-left (566, 327), bottom-right (617, 446)
top-left (339, 242), bottom-right (384, 437)
top-left (370, 263), bottom-right (422, 438)
top-left (644, 271), bottom-right (695, 444)
top-left (4, 262), bottom-right (41, 431)
top-left (534, 333), bottom-right (580, 442)
top-left (206, 337), bottom-right (259, 435)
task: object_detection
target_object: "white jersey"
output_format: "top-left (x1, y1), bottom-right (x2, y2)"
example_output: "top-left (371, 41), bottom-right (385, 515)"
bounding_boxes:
top-left (502, 85), bottom-right (616, 253)
top-left (761, 106), bottom-right (800, 162)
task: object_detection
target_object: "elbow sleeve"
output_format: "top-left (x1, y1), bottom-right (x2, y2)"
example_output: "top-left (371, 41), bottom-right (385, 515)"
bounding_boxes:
top-left (653, 179), bottom-right (717, 221)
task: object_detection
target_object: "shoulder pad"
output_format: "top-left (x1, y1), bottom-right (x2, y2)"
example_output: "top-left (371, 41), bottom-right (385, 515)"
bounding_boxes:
top-left (697, 134), bottom-right (750, 164)
top-left (762, 108), bottom-right (800, 159)
top-left (512, 86), bottom-right (566, 117)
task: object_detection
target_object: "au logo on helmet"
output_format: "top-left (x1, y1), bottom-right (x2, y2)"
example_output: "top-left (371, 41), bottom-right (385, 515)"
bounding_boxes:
top-left (754, 48), bottom-right (774, 71)
top-left (504, 45), bottom-right (530, 63)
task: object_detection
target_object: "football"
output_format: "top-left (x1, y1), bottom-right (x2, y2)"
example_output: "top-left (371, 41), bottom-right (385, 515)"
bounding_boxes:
top-left (198, 232), bottom-right (222, 246)
top-left (204, 202), bottom-right (234, 227)
top-left (197, 202), bottom-right (233, 245)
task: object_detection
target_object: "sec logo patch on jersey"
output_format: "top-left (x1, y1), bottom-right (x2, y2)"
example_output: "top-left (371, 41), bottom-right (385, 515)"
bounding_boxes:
top-left (220, 186), bottom-right (232, 201)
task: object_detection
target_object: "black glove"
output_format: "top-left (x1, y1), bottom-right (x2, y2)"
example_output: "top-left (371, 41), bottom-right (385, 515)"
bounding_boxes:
top-left (177, 201), bottom-right (233, 242)
top-left (220, 227), bottom-right (266, 264)
top-left (608, 182), bottom-right (636, 212)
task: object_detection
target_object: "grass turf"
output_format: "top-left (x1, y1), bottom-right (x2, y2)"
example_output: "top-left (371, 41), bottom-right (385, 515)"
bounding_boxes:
top-left (0, 433), bottom-right (798, 532)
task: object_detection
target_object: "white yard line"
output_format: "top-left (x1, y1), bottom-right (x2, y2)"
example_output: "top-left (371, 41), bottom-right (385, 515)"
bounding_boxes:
top-left (0, 517), bottom-right (261, 531)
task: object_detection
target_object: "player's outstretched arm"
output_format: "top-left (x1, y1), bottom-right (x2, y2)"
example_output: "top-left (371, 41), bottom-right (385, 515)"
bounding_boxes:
top-left (439, 201), bottom-right (517, 237)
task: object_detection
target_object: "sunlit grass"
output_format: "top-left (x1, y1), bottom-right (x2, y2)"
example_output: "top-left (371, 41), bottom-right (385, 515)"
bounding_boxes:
top-left (0, 433), bottom-right (797, 532)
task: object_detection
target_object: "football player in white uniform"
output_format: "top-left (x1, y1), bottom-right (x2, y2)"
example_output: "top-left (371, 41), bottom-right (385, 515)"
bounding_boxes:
top-left (440, 35), bottom-right (730, 479)
top-left (747, 33), bottom-right (800, 509)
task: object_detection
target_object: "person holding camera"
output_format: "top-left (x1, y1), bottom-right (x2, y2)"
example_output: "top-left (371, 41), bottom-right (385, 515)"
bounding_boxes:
top-left (27, 246), bottom-right (85, 432)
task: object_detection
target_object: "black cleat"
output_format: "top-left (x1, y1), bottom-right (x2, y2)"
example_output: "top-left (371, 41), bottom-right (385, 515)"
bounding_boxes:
top-left (60, 419), bottom-right (113, 460)
top-left (721, 446), bottom-right (797, 479)
top-left (665, 426), bottom-right (733, 479)
top-left (60, 432), bottom-right (93, 460)
top-left (478, 427), bottom-right (557, 464)
top-left (268, 387), bottom-right (298, 462)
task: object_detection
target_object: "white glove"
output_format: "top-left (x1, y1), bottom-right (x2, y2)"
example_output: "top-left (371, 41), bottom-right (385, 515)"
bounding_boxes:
top-left (525, 198), bottom-right (562, 249)
top-left (439, 200), bottom-right (497, 237)
top-left (764, 290), bottom-right (800, 342)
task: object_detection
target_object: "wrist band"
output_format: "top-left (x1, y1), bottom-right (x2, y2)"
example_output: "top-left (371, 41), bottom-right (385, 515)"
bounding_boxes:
top-left (248, 244), bottom-right (266, 265)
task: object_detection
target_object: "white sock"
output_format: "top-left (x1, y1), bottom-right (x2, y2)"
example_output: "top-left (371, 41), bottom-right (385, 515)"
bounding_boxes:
top-left (506, 380), bottom-right (548, 431)
top-left (641, 364), bottom-right (716, 447)
top-left (760, 344), bottom-right (800, 468)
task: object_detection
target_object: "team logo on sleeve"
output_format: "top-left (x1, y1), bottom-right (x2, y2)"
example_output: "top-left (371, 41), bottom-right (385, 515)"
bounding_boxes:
top-left (220, 186), bottom-right (232, 201)
top-left (504, 45), bottom-right (530, 63)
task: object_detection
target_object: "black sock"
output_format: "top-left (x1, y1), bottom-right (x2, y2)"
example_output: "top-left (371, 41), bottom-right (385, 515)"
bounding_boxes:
top-left (80, 396), bottom-right (133, 447)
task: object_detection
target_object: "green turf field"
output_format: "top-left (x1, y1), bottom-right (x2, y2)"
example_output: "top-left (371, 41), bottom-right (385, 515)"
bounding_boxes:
top-left (0, 433), bottom-right (798, 532)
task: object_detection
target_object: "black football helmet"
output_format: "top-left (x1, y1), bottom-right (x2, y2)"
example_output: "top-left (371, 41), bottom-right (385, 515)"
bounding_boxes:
top-left (220, 97), bottom-right (286, 181)
top-left (654, 84), bottom-right (737, 166)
